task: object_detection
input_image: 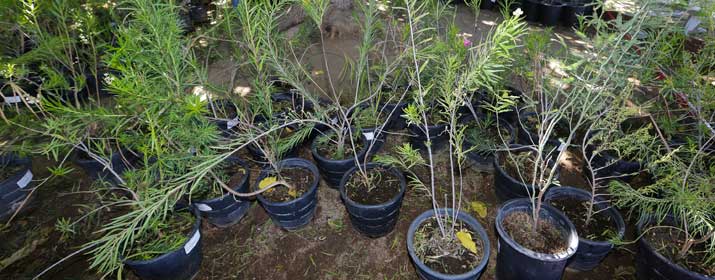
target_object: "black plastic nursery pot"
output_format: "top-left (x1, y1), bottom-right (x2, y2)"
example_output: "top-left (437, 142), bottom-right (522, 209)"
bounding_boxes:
top-left (635, 219), bottom-right (715, 280)
top-left (584, 129), bottom-right (642, 179)
top-left (255, 158), bottom-right (320, 230)
top-left (539, 1), bottom-right (565, 27)
top-left (407, 208), bottom-right (491, 280)
top-left (311, 130), bottom-right (371, 188)
top-left (521, 0), bottom-right (541, 22)
top-left (72, 150), bottom-right (113, 182)
top-left (543, 186), bottom-right (625, 271)
top-left (382, 102), bottom-right (409, 131)
top-left (124, 209), bottom-right (203, 280)
top-left (516, 111), bottom-right (565, 147)
top-left (192, 156), bottom-right (251, 228)
top-left (71, 149), bottom-right (138, 186)
top-left (493, 145), bottom-right (560, 202)
top-left (495, 198), bottom-right (579, 280)
top-left (338, 163), bottom-right (406, 237)
top-left (462, 114), bottom-right (517, 171)
top-left (590, 149), bottom-right (641, 179)
top-left (206, 99), bottom-right (241, 138)
top-left (480, 0), bottom-right (498, 10)
top-left (361, 126), bottom-right (387, 154)
top-left (408, 122), bottom-right (449, 152)
top-left (561, 2), bottom-right (594, 27)
top-left (0, 154), bottom-right (33, 220)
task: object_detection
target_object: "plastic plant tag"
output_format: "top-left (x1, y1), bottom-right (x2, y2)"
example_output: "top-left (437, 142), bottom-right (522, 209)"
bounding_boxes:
top-left (195, 203), bottom-right (212, 212)
top-left (456, 229), bottom-right (478, 254)
top-left (557, 141), bottom-right (567, 152)
top-left (227, 118), bottom-right (239, 130)
top-left (363, 131), bottom-right (375, 141)
top-left (4, 96), bottom-right (22, 104)
top-left (17, 170), bottom-right (33, 189)
top-left (183, 230), bottom-right (200, 254)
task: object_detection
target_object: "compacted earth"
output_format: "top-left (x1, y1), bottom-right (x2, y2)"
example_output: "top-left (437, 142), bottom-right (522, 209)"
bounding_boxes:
top-left (0, 6), bottom-right (638, 280)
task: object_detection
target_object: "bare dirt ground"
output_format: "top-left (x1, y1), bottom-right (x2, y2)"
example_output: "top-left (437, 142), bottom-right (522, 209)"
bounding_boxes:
top-left (0, 5), bottom-right (638, 280)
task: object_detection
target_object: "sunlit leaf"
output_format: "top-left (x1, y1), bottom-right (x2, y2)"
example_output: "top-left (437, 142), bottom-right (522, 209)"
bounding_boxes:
top-left (456, 230), bottom-right (477, 254)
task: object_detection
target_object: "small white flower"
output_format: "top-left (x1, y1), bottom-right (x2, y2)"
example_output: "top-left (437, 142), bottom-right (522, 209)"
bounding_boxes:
top-left (513, 8), bottom-right (524, 17)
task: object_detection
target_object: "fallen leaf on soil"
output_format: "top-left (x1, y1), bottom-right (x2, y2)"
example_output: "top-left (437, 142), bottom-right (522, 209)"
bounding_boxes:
top-left (456, 230), bottom-right (477, 254)
top-left (470, 201), bottom-right (487, 218)
top-left (288, 188), bottom-right (298, 197)
top-left (259, 176), bottom-right (277, 193)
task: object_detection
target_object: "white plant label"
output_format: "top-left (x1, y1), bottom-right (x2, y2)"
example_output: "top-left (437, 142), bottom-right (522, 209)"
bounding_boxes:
top-left (363, 131), bottom-right (375, 141)
top-left (4, 96), bottom-right (22, 104)
top-left (557, 142), bottom-right (567, 152)
top-left (195, 203), bottom-right (212, 212)
top-left (184, 230), bottom-right (200, 254)
top-left (227, 117), bottom-right (239, 130)
top-left (17, 170), bottom-right (33, 189)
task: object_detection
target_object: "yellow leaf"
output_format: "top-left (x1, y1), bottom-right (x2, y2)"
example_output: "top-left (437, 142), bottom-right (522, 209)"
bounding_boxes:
top-left (259, 176), bottom-right (277, 191)
top-left (288, 188), bottom-right (298, 197)
top-left (470, 201), bottom-right (487, 218)
top-left (456, 230), bottom-right (478, 254)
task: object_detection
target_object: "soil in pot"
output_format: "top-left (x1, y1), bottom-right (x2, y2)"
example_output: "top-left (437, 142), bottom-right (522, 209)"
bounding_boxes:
top-left (413, 217), bottom-right (483, 275)
top-left (502, 211), bottom-right (567, 254)
top-left (190, 162), bottom-right (247, 201)
top-left (260, 167), bottom-right (314, 203)
top-left (315, 133), bottom-right (365, 161)
top-left (499, 151), bottom-right (554, 184)
top-left (125, 212), bottom-right (194, 261)
top-left (344, 166), bottom-right (400, 205)
top-left (643, 226), bottom-right (715, 276)
top-left (548, 197), bottom-right (618, 241)
top-left (0, 163), bottom-right (25, 182)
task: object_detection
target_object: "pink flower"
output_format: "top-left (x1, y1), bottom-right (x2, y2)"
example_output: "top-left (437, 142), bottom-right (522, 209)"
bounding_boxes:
top-left (463, 37), bottom-right (472, 47)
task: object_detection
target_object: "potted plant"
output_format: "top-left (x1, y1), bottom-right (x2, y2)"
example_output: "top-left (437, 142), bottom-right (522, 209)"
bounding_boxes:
top-left (462, 114), bottom-right (516, 171)
top-left (338, 163), bottom-right (406, 237)
top-left (0, 153), bottom-right (33, 220)
top-left (609, 142), bottom-right (715, 279)
top-left (561, 0), bottom-right (596, 27)
top-left (123, 208), bottom-right (203, 280)
top-left (493, 145), bottom-right (559, 201)
top-left (255, 157), bottom-right (320, 230)
top-left (539, 0), bottom-right (565, 27)
top-left (189, 156), bottom-right (251, 228)
top-left (542, 186), bottom-right (625, 271)
top-left (392, 2), bottom-right (525, 279)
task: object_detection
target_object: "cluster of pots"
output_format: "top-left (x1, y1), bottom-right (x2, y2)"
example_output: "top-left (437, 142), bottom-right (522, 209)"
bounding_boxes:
top-left (9, 83), bottom-right (707, 279)
top-left (477, 0), bottom-right (598, 27)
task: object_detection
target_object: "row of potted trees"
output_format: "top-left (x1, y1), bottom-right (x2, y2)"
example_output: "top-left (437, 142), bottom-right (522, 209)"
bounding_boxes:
top-left (2, 0), bottom-right (714, 279)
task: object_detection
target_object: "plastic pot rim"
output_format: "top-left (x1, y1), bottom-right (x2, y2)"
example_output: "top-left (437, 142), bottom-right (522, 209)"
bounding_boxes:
top-left (543, 186), bottom-right (626, 247)
top-left (255, 158), bottom-right (320, 207)
top-left (310, 129), bottom-right (369, 165)
top-left (636, 217), bottom-right (715, 279)
top-left (123, 207), bottom-right (202, 265)
top-left (496, 198), bottom-right (579, 261)
top-left (407, 208), bottom-right (491, 279)
top-left (338, 163), bottom-right (407, 210)
top-left (192, 156), bottom-right (250, 205)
